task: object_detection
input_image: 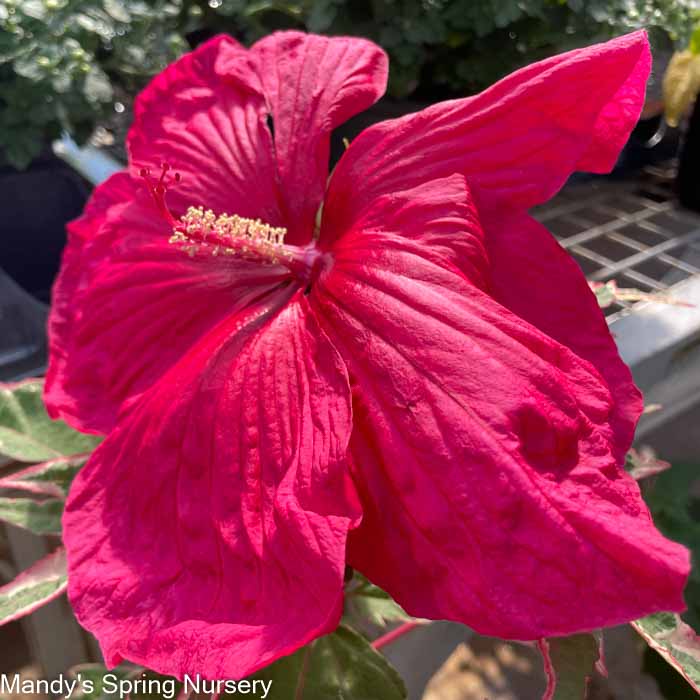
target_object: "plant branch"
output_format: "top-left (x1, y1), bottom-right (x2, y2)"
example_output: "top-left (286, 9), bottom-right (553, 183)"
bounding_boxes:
top-left (537, 638), bottom-right (556, 700)
top-left (371, 621), bottom-right (426, 650)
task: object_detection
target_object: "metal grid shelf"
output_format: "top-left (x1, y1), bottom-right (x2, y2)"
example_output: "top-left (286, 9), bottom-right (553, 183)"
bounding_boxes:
top-left (534, 164), bottom-right (700, 445)
top-left (534, 162), bottom-right (700, 322)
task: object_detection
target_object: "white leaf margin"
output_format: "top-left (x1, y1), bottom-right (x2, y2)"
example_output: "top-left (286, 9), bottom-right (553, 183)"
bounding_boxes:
top-left (0, 547), bottom-right (68, 626)
top-left (632, 613), bottom-right (700, 693)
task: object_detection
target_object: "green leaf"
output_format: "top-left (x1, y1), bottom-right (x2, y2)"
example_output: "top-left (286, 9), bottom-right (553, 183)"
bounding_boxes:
top-left (307, 0), bottom-right (339, 31)
top-left (243, 2), bottom-right (304, 19)
top-left (19, 0), bottom-right (48, 21)
top-left (690, 24), bottom-right (700, 55)
top-left (74, 11), bottom-right (115, 39)
top-left (69, 664), bottom-right (135, 700)
top-left (1, 137), bottom-right (40, 170)
top-left (590, 280), bottom-right (617, 309)
top-left (0, 547), bottom-right (67, 626)
top-left (540, 634), bottom-right (599, 700)
top-left (0, 455), bottom-right (87, 498)
top-left (344, 574), bottom-right (410, 628)
top-left (102, 0), bottom-right (131, 23)
top-left (67, 664), bottom-right (180, 700)
top-left (633, 613), bottom-right (700, 693)
top-left (0, 379), bottom-right (101, 462)
top-left (126, 671), bottom-right (182, 700)
top-left (246, 625), bottom-right (406, 700)
top-left (624, 447), bottom-right (670, 480)
top-left (642, 462), bottom-right (700, 630)
top-left (83, 68), bottom-right (113, 104)
top-left (663, 50), bottom-right (700, 128)
top-left (0, 496), bottom-right (63, 535)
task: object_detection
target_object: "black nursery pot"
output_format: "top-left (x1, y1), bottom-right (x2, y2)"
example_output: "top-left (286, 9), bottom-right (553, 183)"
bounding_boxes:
top-left (0, 147), bottom-right (90, 380)
top-left (0, 147), bottom-right (89, 303)
top-left (677, 95), bottom-right (700, 213)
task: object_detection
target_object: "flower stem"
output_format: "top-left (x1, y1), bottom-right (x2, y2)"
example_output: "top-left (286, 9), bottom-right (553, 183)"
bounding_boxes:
top-left (537, 638), bottom-right (556, 700)
top-left (372, 621), bottom-right (426, 650)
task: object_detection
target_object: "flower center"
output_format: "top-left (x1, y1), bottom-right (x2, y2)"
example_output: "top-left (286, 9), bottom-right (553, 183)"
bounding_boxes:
top-left (140, 163), bottom-right (325, 285)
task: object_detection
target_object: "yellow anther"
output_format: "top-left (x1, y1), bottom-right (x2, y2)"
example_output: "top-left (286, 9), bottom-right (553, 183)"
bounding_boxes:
top-left (170, 206), bottom-right (290, 264)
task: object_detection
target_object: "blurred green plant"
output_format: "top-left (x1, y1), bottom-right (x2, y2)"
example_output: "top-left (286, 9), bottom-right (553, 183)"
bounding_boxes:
top-left (642, 461), bottom-right (700, 630)
top-left (1, 0), bottom-right (699, 170)
top-left (0, 0), bottom-right (186, 169)
top-left (204, 0), bottom-right (700, 96)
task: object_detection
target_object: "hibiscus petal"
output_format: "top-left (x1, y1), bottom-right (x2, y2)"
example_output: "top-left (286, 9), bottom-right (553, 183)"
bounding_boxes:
top-left (347, 173), bottom-right (490, 290)
top-left (241, 32), bottom-right (388, 244)
top-left (311, 229), bottom-right (688, 639)
top-left (483, 210), bottom-right (642, 461)
top-left (321, 31), bottom-right (650, 244)
top-left (63, 291), bottom-right (359, 679)
top-left (127, 35), bottom-right (283, 225)
top-left (45, 173), bottom-right (290, 434)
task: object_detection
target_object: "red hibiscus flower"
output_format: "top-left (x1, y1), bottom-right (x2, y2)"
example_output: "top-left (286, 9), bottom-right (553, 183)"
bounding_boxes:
top-left (46, 30), bottom-right (689, 679)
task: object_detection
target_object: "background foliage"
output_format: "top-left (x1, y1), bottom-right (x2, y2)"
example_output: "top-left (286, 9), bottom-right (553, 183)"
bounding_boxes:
top-left (0, 0), bottom-right (699, 168)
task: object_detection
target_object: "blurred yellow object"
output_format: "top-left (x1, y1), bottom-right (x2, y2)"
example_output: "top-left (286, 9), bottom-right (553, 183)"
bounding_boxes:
top-left (663, 50), bottom-right (700, 127)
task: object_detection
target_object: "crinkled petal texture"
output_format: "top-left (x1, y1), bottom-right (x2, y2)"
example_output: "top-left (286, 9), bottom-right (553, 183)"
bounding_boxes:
top-left (127, 35), bottom-right (283, 227)
top-left (47, 31), bottom-right (386, 431)
top-left (483, 210), bottom-right (643, 461)
top-left (129, 32), bottom-right (387, 245)
top-left (244, 31), bottom-right (388, 243)
top-left (44, 173), bottom-right (291, 434)
top-left (63, 291), bottom-right (360, 680)
top-left (310, 179), bottom-right (689, 639)
top-left (320, 30), bottom-right (648, 472)
top-left (53, 27), bottom-right (688, 673)
top-left (321, 31), bottom-right (651, 244)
